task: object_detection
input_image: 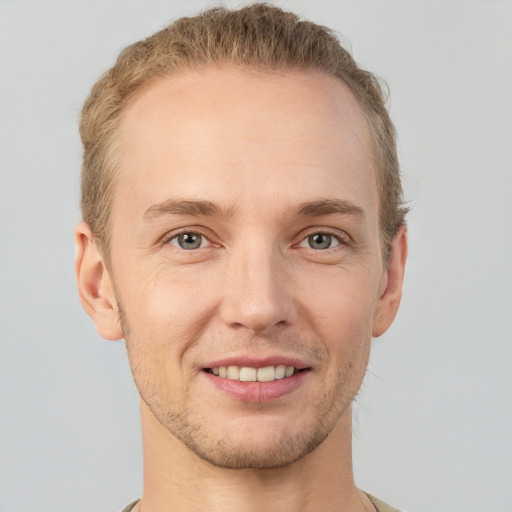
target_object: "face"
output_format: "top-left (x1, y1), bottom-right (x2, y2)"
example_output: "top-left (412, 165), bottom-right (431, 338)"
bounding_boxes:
top-left (79, 67), bottom-right (405, 469)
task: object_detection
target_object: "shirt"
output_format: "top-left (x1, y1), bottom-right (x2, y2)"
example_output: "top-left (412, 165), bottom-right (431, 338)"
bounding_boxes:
top-left (121, 493), bottom-right (401, 511)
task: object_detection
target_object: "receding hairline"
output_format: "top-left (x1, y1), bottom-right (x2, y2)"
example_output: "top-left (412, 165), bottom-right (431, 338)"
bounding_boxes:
top-left (120, 63), bottom-right (367, 126)
top-left (115, 64), bottom-right (377, 186)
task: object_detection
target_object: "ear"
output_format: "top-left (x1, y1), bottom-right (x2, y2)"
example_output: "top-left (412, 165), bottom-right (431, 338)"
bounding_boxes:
top-left (74, 222), bottom-right (123, 340)
top-left (372, 224), bottom-right (408, 338)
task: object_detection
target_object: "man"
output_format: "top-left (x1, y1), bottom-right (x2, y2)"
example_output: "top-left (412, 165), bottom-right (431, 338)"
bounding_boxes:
top-left (75, 4), bottom-right (408, 511)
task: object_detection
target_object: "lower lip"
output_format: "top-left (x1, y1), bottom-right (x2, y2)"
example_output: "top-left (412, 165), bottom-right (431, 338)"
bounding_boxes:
top-left (203, 370), bottom-right (309, 402)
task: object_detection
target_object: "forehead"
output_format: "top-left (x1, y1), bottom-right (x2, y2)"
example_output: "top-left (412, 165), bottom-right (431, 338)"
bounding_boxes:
top-left (114, 66), bottom-right (377, 226)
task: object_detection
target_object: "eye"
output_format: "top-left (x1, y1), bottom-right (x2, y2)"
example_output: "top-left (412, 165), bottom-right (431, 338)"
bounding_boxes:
top-left (168, 232), bottom-right (210, 250)
top-left (299, 232), bottom-right (341, 250)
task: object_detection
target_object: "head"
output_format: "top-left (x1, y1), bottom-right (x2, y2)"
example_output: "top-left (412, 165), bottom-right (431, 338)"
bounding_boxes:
top-left (79, 3), bottom-right (407, 262)
top-left (75, 4), bottom-right (408, 471)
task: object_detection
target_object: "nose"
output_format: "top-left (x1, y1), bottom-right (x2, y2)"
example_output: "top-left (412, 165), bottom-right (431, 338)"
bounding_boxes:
top-left (219, 245), bottom-right (297, 335)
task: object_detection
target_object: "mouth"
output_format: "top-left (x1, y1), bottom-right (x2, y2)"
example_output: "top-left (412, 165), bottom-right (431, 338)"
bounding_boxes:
top-left (204, 364), bottom-right (307, 382)
top-left (201, 357), bottom-right (311, 402)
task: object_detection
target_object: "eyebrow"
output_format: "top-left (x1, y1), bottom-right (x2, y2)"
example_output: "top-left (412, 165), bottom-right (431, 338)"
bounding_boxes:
top-left (295, 199), bottom-right (364, 218)
top-left (144, 199), bottom-right (236, 221)
top-left (143, 197), bottom-right (364, 221)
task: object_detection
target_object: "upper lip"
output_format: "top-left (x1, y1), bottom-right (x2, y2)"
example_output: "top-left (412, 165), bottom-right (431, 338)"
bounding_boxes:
top-left (202, 354), bottom-right (310, 370)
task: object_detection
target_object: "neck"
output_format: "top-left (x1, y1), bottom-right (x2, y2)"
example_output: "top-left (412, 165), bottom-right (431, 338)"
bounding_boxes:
top-left (137, 400), bottom-right (372, 512)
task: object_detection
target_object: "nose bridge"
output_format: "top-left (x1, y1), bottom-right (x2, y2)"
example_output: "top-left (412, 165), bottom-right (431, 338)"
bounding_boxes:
top-left (220, 239), bottom-right (295, 334)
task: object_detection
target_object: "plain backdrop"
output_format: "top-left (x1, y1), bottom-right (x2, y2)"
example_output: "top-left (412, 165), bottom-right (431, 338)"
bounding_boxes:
top-left (1, 1), bottom-right (511, 511)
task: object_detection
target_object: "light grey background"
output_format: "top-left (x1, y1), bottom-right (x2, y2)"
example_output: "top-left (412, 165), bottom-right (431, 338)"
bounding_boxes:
top-left (1, 1), bottom-right (511, 511)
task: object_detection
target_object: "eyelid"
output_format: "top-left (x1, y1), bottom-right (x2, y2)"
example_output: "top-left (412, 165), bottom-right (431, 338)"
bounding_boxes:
top-left (169, 233), bottom-right (210, 250)
top-left (160, 227), bottom-right (217, 248)
top-left (158, 226), bottom-right (350, 250)
top-left (295, 227), bottom-right (351, 247)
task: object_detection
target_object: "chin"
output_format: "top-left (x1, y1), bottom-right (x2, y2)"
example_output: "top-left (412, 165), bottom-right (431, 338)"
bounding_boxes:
top-left (158, 408), bottom-right (335, 470)
top-left (183, 427), bottom-right (330, 470)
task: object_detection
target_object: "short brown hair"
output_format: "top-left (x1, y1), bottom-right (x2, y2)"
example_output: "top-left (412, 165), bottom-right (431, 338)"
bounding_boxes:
top-left (80, 3), bottom-right (407, 258)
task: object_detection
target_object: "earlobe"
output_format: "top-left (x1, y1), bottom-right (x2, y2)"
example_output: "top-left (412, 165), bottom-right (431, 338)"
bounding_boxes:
top-left (74, 222), bottom-right (123, 341)
top-left (372, 224), bottom-right (408, 338)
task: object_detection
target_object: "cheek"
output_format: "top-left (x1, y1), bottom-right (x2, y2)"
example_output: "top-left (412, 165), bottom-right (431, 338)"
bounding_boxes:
top-left (119, 264), bottom-right (221, 410)
top-left (303, 265), bottom-right (380, 334)
top-left (298, 265), bottom-right (380, 378)
top-left (119, 262), bottom-right (221, 357)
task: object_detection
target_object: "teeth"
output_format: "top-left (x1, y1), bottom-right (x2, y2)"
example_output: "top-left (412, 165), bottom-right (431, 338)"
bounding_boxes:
top-left (227, 366), bottom-right (240, 380)
top-left (240, 367), bottom-right (257, 381)
top-left (257, 366), bottom-right (275, 382)
top-left (275, 365), bottom-right (286, 379)
top-left (211, 365), bottom-right (297, 382)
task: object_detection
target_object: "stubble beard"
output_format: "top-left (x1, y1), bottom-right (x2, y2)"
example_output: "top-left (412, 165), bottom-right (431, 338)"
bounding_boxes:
top-left (118, 300), bottom-right (367, 470)
top-left (159, 382), bottom-right (353, 470)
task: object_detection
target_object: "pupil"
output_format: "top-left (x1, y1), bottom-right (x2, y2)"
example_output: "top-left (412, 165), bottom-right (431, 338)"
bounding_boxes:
top-left (179, 233), bottom-right (201, 249)
top-left (309, 233), bottom-right (331, 249)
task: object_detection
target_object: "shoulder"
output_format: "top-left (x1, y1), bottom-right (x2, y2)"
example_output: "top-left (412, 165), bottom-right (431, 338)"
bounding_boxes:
top-left (120, 496), bottom-right (400, 512)
top-left (365, 493), bottom-right (402, 512)
top-left (120, 500), bottom-right (139, 512)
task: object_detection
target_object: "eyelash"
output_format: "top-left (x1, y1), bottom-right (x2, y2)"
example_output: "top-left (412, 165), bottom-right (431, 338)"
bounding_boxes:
top-left (296, 229), bottom-right (349, 250)
top-left (161, 228), bottom-right (214, 249)
top-left (161, 228), bottom-right (349, 251)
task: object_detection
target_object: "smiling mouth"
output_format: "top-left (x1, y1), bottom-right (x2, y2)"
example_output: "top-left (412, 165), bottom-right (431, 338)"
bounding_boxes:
top-left (204, 365), bottom-right (307, 382)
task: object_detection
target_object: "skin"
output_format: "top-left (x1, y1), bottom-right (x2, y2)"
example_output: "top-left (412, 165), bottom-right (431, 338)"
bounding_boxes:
top-left (75, 67), bottom-right (407, 512)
